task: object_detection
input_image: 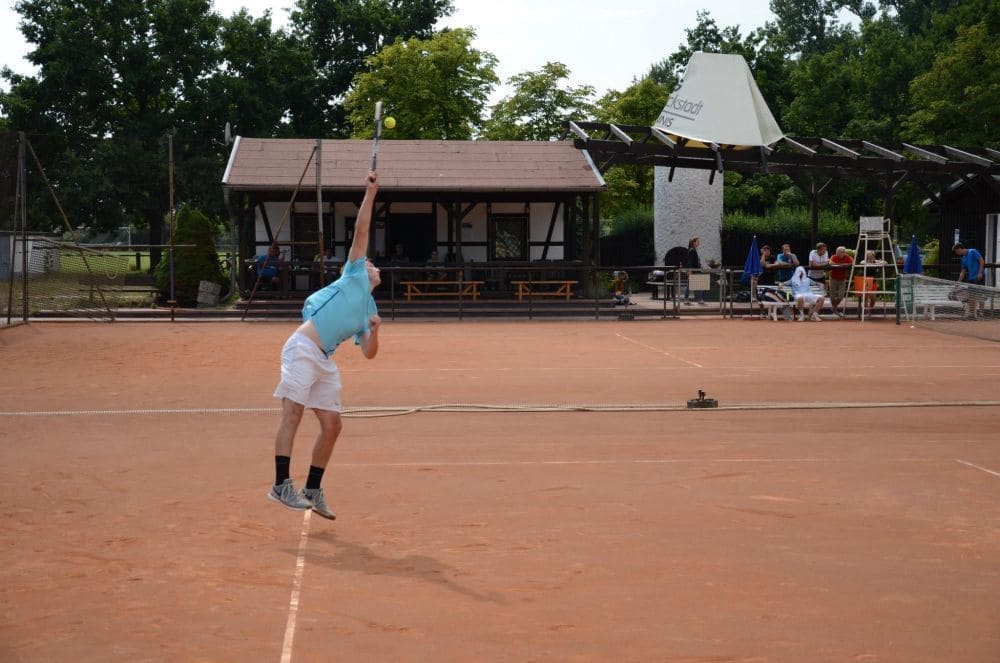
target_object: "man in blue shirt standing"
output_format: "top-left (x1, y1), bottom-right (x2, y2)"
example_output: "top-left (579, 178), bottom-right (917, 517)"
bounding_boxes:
top-left (954, 242), bottom-right (987, 320)
top-left (267, 171), bottom-right (382, 519)
top-left (954, 242), bottom-right (985, 284)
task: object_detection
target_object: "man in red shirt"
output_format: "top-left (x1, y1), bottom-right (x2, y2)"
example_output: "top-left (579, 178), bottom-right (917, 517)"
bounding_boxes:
top-left (828, 245), bottom-right (853, 317)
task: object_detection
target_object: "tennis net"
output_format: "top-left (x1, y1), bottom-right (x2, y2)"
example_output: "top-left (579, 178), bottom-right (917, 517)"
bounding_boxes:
top-left (899, 274), bottom-right (1000, 342)
top-left (2, 237), bottom-right (153, 321)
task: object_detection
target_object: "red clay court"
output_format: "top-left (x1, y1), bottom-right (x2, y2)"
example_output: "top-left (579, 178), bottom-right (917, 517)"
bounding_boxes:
top-left (1, 318), bottom-right (999, 662)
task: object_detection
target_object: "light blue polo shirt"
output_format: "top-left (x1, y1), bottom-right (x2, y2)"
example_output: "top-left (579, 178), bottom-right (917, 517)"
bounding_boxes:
top-left (301, 258), bottom-right (378, 355)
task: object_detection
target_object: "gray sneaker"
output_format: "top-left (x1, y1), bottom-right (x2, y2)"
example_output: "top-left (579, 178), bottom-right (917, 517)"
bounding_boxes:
top-left (268, 478), bottom-right (311, 511)
top-left (301, 487), bottom-right (336, 520)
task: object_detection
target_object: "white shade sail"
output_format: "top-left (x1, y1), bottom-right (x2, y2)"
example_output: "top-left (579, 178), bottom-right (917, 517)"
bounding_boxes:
top-left (654, 52), bottom-right (784, 149)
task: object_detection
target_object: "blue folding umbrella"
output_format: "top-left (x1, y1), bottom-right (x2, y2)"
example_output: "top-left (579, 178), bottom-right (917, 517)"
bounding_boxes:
top-left (903, 235), bottom-right (923, 274)
top-left (741, 235), bottom-right (762, 284)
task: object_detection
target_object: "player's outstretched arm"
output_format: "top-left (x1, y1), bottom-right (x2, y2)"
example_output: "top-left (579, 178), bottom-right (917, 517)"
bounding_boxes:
top-left (348, 172), bottom-right (379, 263)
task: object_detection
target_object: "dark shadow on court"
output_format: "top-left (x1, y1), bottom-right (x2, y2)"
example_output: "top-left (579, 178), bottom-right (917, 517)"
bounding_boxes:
top-left (301, 530), bottom-right (506, 604)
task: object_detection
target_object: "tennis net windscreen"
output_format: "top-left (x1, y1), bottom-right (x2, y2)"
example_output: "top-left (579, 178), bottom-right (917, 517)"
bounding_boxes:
top-left (899, 274), bottom-right (1000, 342)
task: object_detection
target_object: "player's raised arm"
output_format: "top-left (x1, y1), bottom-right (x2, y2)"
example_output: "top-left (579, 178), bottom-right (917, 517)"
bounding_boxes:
top-left (348, 171), bottom-right (379, 263)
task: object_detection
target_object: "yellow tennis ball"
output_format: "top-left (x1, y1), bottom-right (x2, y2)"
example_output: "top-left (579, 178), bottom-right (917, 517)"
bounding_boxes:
top-left (383, 116), bottom-right (396, 129)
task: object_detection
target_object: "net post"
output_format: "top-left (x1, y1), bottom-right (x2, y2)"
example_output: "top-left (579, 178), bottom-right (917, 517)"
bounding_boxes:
top-left (895, 274), bottom-right (901, 325)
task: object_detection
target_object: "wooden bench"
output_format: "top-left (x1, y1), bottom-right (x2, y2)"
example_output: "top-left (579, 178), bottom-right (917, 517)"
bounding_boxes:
top-left (755, 283), bottom-right (825, 320)
top-left (757, 299), bottom-right (791, 320)
top-left (401, 280), bottom-right (483, 301)
top-left (510, 280), bottom-right (577, 301)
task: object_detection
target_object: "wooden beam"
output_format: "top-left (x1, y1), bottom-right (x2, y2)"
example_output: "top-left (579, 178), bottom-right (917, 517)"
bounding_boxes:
top-left (912, 179), bottom-right (942, 207)
top-left (567, 121), bottom-right (589, 141)
top-left (598, 156), bottom-right (617, 174)
top-left (821, 138), bottom-right (860, 159)
top-left (862, 141), bottom-right (904, 161)
top-left (902, 143), bottom-right (948, 164)
top-left (943, 145), bottom-right (992, 167)
top-left (258, 200), bottom-right (274, 244)
top-left (782, 137), bottom-right (816, 155)
top-left (986, 147), bottom-right (1000, 160)
top-left (457, 201), bottom-right (477, 221)
top-left (541, 201), bottom-right (561, 260)
top-left (608, 124), bottom-right (633, 146)
top-left (710, 142), bottom-right (723, 173)
top-left (649, 127), bottom-right (676, 149)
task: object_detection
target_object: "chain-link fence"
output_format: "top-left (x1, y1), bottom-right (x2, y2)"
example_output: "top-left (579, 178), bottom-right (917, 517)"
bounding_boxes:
top-left (1, 129), bottom-right (234, 322)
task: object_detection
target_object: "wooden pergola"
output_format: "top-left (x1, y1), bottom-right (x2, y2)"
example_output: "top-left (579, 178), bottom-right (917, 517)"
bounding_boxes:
top-left (565, 121), bottom-right (1000, 247)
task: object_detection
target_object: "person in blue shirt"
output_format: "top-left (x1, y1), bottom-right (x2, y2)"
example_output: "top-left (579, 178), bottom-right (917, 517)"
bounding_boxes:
top-left (954, 242), bottom-right (987, 319)
top-left (954, 242), bottom-right (985, 284)
top-left (267, 171), bottom-right (382, 519)
top-left (255, 245), bottom-right (282, 289)
top-left (776, 243), bottom-right (799, 282)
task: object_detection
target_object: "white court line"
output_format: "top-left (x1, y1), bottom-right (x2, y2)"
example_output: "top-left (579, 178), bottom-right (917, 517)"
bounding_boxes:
top-left (281, 510), bottom-right (312, 663)
top-left (615, 333), bottom-right (703, 368)
top-left (339, 363), bottom-right (1000, 372)
top-left (338, 458), bottom-right (871, 468)
top-left (956, 459), bottom-right (1000, 479)
top-left (334, 457), bottom-right (948, 468)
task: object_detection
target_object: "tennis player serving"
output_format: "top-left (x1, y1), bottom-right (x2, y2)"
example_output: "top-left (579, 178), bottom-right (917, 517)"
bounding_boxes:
top-left (267, 170), bottom-right (382, 519)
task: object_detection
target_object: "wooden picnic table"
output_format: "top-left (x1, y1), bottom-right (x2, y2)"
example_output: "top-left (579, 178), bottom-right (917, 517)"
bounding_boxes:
top-left (510, 280), bottom-right (578, 301)
top-left (401, 280), bottom-right (484, 301)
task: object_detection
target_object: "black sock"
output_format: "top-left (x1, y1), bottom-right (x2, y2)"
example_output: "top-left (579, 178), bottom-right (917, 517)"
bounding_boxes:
top-left (306, 465), bottom-right (325, 490)
top-left (275, 455), bottom-right (291, 486)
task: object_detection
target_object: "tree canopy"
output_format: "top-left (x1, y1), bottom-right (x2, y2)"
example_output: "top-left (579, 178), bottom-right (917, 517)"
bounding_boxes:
top-left (480, 63), bottom-right (595, 141)
top-left (344, 28), bottom-right (498, 140)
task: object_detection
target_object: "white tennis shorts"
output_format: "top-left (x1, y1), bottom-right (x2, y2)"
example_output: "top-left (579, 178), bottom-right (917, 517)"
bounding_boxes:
top-left (796, 292), bottom-right (822, 305)
top-left (273, 331), bottom-right (342, 412)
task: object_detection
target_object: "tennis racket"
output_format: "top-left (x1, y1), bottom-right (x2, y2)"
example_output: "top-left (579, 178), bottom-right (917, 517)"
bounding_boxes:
top-left (370, 101), bottom-right (384, 171)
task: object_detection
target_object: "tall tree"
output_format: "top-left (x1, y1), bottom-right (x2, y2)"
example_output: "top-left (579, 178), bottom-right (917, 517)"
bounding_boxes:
top-left (290, 0), bottom-right (454, 136)
top-left (906, 20), bottom-right (1000, 146)
top-left (648, 11), bottom-right (762, 88)
top-left (480, 63), bottom-right (595, 141)
top-left (1, 0), bottom-right (223, 249)
top-left (344, 28), bottom-right (498, 140)
top-left (205, 10), bottom-right (315, 140)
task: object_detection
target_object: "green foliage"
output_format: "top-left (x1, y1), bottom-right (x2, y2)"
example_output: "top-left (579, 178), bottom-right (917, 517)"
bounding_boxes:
top-left (601, 206), bottom-right (655, 266)
top-left (591, 77), bottom-right (669, 216)
top-left (723, 206), bottom-right (855, 236)
top-left (290, 0), bottom-right (454, 136)
top-left (2, 0), bottom-right (226, 232)
top-left (782, 41), bottom-right (862, 136)
top-left (211, 10), bottom-right (315, 139)
top-left (723, 172), bottom-right (798, 215)
top-left (648, 10), bottom-right (761, 88)
top-left (153, 206), bottom-right (226, 306)
top-left (481, 62), bottom-right (595, 141)
top-left (344, 28), bottom-right (498, 140)
top-left (905, 19), bottom-right (1000, 146)
top-left (606, 205), bottom-right (653, 236)
top-left (0, 0), bottom-right (453, 234)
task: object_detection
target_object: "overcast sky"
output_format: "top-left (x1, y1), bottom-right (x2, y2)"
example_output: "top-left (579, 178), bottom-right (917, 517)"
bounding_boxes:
top-left (1, 0), bottom-right (799, 102)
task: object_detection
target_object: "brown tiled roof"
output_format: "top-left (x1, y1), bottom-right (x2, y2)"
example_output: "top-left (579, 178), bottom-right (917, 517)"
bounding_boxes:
top-left (222, 138), bottom-right (604, 192)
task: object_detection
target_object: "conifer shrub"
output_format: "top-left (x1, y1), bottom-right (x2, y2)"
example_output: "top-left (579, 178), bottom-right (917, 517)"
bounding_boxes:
top-left (153, 206), bottom-right (226, 305)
